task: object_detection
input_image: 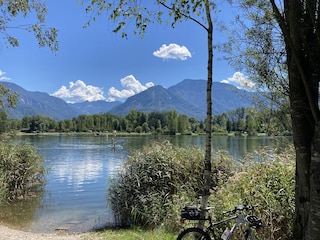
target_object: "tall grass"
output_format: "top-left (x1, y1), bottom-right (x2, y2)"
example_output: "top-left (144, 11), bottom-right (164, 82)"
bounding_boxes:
top-left (0, 141), bottom-right (46, 202)
top-left (210, 146), bottom-right (295, 240)
top-left (107, 141), bottom-right (295, 239)
top-left (108, 141), bottom-right (235, 231)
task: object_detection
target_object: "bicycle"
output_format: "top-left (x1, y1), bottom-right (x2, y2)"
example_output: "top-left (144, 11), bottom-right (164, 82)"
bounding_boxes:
top-left (177, 204), bottom-right (263, 240)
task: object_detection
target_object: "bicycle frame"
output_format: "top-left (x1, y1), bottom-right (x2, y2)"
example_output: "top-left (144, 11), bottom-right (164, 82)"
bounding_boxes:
top-left (211, 213), bottom-right (256, 240)
top-left (178, 205), bottom-right (261, 240)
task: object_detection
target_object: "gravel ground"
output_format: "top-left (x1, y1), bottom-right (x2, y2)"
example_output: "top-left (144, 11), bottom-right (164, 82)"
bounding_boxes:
top-left (0, 225), bottom-right (89, 240)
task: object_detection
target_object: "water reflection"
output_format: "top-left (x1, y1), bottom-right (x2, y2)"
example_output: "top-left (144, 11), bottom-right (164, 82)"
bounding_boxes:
top-left (1, 134), bottom-right (290, 233)
top-left (0, 191), bottom-right (44, 230)
top-left (54, 152), bottom-right (103, 185)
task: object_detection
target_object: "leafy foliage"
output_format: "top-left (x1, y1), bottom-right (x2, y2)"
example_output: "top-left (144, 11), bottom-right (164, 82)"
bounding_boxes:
top-left (210, 145), bottom-right (295, 240)
top-left (0, 84), bottom-right (18, 109)
top-left (81, 0), bottom-right (215, 38)
top-left (0, 0), bottom-right (58, 50)
top-left (0, 141), bottom-right (46, 202)
top-left (222, 1), bottom-right (289, 115)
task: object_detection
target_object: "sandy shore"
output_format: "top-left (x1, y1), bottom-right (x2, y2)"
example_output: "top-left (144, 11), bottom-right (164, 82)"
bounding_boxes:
top-left (0, 225), bottom-right (89, 240)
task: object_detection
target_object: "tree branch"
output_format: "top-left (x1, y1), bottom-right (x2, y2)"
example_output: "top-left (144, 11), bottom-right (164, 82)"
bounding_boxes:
top-left (158, 1), bottom-right (208, 31)
top-left (270, 0), bottom-right (320, 122)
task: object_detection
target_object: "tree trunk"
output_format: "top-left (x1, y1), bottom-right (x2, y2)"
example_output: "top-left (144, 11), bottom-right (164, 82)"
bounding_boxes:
top-left (201, 0), bottom-right (213, 211)
top-left (288, 49), bottom-right (312, 240)
top-left (274, 0), bottom-right (320, 238)
top-left (307, 122), bottom-right (320, 238)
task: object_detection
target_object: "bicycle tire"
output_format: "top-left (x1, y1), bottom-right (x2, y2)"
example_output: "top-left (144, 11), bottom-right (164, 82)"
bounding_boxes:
top-left (177, 227), bottom-right (211, 240)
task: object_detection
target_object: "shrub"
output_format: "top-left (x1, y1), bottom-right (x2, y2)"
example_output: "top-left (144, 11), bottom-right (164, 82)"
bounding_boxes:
top-left (210, 146), bottom-right (295, 240)
top-left (108, 141), bottom-right (235, 230)
top-left (0, 141), bottom-right (46, 202)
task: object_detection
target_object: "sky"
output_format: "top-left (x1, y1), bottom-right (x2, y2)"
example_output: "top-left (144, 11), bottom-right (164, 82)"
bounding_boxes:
top-left (0, 0), bottom-right (254, 103)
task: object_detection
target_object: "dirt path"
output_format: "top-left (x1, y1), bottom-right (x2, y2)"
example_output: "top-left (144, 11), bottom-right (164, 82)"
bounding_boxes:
top-left (0, 225), bottom-right (89, 240)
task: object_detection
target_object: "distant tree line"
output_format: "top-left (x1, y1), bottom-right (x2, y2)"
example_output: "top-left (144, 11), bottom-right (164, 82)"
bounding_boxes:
top-left (1, 107), bottom-right (291, 136)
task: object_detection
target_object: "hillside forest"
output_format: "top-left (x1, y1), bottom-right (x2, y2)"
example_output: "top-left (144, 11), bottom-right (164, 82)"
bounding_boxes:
top-left (1, 106), bottom-right (291, 136)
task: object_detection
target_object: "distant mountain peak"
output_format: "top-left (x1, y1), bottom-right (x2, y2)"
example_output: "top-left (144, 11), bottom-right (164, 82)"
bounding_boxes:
top-left (1, 81), bottom-right (78, 120)
top-left (1, 79), bottom-right (259, 121)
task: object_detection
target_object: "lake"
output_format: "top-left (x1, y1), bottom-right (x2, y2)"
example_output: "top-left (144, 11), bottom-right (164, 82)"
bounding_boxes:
top-left (0, 134), bottom-right (290, 233)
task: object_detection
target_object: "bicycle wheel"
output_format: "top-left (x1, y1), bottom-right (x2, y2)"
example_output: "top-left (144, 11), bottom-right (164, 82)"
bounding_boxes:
top-left (177, 227), bottom-right (211, 240)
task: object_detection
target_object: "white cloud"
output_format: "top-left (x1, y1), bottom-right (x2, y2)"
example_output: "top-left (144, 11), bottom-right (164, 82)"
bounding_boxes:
top-left (0, 70), bottom-right (11, 81)
top-left (221, 72), bottom-right (255, 89)
top-left (153, 43), bottom-right (192, 60)
top-left (107, 75), bottom-right (154, 102)
top-left (51, 80), bottom-right (106, 103)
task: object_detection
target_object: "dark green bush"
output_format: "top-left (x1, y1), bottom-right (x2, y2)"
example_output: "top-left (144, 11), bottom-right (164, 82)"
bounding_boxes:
top-left (0, 141), bottom-right (46, 202)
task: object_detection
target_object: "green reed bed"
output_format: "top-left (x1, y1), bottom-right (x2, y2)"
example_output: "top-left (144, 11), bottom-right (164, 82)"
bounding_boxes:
top-left (106, 140), bottom-right (295, 239)
top-left (0, 141), bottom-right (46, 202)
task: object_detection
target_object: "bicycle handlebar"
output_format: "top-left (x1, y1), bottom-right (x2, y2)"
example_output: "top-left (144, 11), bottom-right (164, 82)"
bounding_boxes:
top-left (198, 204), bottom-right (257, 214)
top-left (223, 204), bottom-right (258, 214)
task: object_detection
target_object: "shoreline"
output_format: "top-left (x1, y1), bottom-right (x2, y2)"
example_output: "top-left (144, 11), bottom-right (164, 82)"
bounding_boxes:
top-left (0, 224), bottom-right (88, 240)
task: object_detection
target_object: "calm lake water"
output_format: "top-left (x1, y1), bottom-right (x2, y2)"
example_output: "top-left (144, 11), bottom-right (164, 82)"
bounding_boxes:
top-left (0, 134), bottom-right (290, 233)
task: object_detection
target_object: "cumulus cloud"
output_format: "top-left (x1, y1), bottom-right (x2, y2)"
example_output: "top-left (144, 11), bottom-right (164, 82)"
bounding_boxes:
top-left (153, 43), bottom-right (191, 60)
top-left (51, 80), bottom-right (106, 103)
top-left (107, 75), bottom-right (154, 102)
top-left (221, 72), bottom-right (255, 90)
top-left (0, 70), bottom-right (11, 81)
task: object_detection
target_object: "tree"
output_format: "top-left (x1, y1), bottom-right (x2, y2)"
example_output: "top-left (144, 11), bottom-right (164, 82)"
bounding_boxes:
top-left (245, 108), bottom-right (258, 135)
top-left (228, 0), bottom-right (320, 238)
top-left (272, 2), bottom-right (320, 238)
top-left (167, 110), bottom-right (178, 135)
top-left (147, 112), bottom-right (166, 132)
top-left (0, 84), bottom-right (17, 120)
top-left (0, 84), bottom-right (17, 108)
top-left (178, 114), bottom-right (190, 133)
top-left (0, 0), bottom-right (58, 50)
top-left (27, 115), bottom-right (56, 132)
top-left (212, 113), bottom-right (227, 132)
top-left (142, 122), bottom-right (150, 133)
top-left (0, 111), bottom-right (8, 134)
top-left (83, 0), bottom-right (215, 212)
top-left (1, 1), bottom-right (58, 123)
top-left (125, 109), bottom-right (138, 132)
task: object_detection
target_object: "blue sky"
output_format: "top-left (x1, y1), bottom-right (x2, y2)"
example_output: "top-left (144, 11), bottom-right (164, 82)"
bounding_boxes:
top-left (1, 0), bottom-right (254, 103)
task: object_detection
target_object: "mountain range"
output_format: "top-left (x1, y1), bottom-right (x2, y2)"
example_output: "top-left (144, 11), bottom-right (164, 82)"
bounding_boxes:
top-left (1, 79), bottom-right (257, 121)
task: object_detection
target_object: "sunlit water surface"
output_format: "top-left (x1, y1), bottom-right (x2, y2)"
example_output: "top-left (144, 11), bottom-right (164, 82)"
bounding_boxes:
top-left (0, 134), bottom-right (290, 233)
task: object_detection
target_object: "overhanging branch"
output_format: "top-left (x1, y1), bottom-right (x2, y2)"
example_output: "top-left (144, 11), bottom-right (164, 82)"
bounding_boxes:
top-left (158, 1), bottom-right (208, 31)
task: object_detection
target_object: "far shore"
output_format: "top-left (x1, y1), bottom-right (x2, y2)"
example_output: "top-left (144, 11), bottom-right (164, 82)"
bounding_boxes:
top-left (13, 130), bottom-right (271, 137)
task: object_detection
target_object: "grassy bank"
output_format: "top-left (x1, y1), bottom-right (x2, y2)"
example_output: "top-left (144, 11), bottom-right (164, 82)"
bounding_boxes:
top-left (85, 227), bottom-right (176, 240)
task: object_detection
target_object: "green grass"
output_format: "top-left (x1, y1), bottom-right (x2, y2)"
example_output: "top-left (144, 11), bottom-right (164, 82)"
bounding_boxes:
top-left (85, 227), bottom-right (177, 240)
